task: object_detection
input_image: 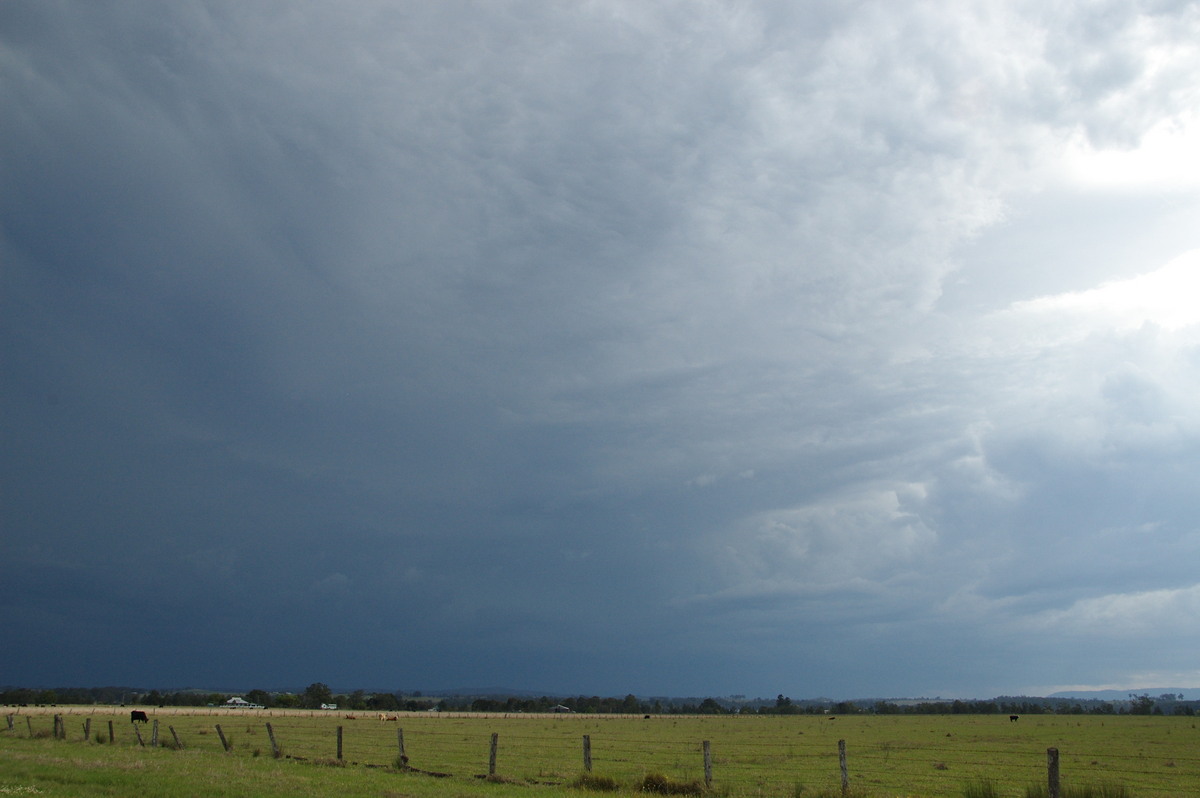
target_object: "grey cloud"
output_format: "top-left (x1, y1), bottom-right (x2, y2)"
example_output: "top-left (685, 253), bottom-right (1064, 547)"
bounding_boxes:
top-left (4, 0), bottom-right (1200, 696)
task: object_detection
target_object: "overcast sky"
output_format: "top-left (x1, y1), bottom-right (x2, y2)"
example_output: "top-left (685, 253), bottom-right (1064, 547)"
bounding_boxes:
top-left (3, 0), bottom-right (1200, 700)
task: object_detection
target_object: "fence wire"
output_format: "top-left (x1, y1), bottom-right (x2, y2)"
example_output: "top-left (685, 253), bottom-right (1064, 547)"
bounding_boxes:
top-left (4, 710), bottom-right (1198, 797)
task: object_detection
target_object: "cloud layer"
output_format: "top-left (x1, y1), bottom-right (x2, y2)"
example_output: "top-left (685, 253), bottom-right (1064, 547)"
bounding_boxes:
top-left (3, 0), bottom-right (1200, 697)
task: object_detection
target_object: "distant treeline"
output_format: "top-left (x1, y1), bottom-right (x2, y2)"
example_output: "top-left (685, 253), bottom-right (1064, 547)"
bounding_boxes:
top-left (0, 686), bottom-right (437, 713)
top-left (4, 686), bottom-right (1195, 716)
top-left (868, 696), bottom-right (1197, 716)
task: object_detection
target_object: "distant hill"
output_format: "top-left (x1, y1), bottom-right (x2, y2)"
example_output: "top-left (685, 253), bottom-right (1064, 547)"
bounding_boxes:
top-left (1048, 688), bottom-right (1200, 701)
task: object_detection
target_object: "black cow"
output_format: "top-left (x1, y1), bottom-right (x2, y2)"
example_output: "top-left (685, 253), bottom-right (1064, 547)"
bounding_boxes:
top-left (1009, 715), bottom-right (1019, 722)
top-left (130, 710), bottom-right (149, 723)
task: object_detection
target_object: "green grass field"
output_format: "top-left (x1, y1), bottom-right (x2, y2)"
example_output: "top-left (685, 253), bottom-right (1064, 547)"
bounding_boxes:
top-left (2, 709), bottom-right (1197, 797)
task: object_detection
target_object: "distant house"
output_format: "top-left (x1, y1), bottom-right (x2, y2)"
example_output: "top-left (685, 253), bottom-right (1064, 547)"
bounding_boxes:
top-left (551, 705), bottom-right (574, 713)
top-left (225, 696), bottom-right (264, 709)
top-left (320, 703), bottom-right (338, 710)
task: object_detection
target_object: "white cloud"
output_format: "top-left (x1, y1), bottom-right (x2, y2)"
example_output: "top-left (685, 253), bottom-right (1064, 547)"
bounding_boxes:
top-left (1026, 583), bottom-right (1200, 637)
top-left (1060, 116), bottom-right (1200, 190)
top-left (699, 483), bottom-right (937, 600)
top-left (945, 249), bottom-right (1200, 472)
top-left (1010, 249), bottom-right (1200, 332)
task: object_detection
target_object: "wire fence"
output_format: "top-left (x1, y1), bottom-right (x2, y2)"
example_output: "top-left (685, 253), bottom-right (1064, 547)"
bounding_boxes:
top-left (5, 710), bottom-right (1198, 797)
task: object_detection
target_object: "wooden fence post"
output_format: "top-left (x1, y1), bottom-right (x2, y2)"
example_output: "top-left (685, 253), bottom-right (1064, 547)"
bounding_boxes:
top-left (838, 739), bottom-right (849, 796)
top-left (266, 723), bottom-right (281, 758)
top-left (215, 724), bottom-right (231, 752)
top-left (53, 715), bottom-right (62, 740)
top-left (397, 728), bottom-right (407, 767)
top-left (337, 726), bottom-right (344, 761)
top-left (170, 726), bottom-right (183, 749)
top-left (107, 720), bottom-right (114, 743)
top-left (5, 714), bottom-right (13, 732)
top-left (84, 718), bottom-right (92, 742)
top-left (26, 718), bottom-right (33, 737)
top-left (488, 732), bottom-right (498, 776)
top-left (1047, 747), bottom-right (1060, 798)
top-left (583, 734), bottom-right (592, 772)
top-left (703, 740), bottom-right (712, 788)
top-left (151, 719), bottom-right (159, 747)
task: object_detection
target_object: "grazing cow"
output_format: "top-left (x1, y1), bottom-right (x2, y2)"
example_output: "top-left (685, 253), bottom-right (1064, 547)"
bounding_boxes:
top-left (1009, 715), bottom-right (1020, 722)
top-left (378, 713), bottom-right (386, 721)
top-left (130, 710), bottom-right (148, 723)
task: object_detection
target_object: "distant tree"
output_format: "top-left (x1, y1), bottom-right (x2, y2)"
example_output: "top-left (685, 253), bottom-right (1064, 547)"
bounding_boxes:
top-left (698, 698), bottom-right (723, 714)
top-left (772, 694), bottom-right (797, 714)
top-left (368, 692), bottom-right (400, 711)
top-left (303, 682), bottom-right (334, 708)
top-left (274, 693), bottom-right (300, 708)
top-left (246, 689), bottom-right (272, 708)
top-left (1129, 694), bottom-right (1155, 715)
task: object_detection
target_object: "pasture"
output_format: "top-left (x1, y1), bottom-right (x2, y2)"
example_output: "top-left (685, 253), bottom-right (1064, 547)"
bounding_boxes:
top-left (2, 708), bottom-right (1198, 797)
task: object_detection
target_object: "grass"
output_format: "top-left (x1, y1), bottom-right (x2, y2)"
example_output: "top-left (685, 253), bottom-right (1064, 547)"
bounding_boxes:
top-left (2, 710), bottom-right (1198, 796)
top-left (963, 780), bottom-right (1002, 798)
top-left (1023, 785), bottom-right (1135, 798)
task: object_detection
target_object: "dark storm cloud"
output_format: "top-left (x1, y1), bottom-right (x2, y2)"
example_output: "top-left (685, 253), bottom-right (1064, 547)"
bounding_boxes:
top-left (3, 0), bottom-right (1200, 697)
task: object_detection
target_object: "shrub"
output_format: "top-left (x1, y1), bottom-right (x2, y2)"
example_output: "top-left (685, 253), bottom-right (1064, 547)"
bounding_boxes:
top-left (639, 772), bottom-right (707, 795)
top-left (572, 772), bottom-right (620, 792)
